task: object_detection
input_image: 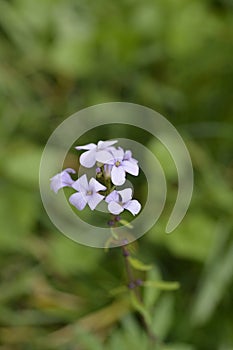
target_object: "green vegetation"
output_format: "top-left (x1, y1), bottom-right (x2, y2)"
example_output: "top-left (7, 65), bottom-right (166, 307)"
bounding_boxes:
top-left (0, 0), bottom-right (233, 349)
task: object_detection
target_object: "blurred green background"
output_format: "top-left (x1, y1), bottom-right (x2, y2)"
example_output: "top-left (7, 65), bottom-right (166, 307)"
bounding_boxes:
top-left (0, 0), bottom-right (233, 349)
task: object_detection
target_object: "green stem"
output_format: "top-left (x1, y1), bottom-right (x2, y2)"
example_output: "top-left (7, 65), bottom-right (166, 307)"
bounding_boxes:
top-left (121, 244), bottom-right (157, 345)
top-left (101, 169), bottom-right (157, 345)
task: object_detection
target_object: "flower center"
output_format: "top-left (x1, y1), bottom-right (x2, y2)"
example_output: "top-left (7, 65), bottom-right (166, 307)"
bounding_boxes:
top-left (115, 160), bottom-right (121, 167)
top-left (86, 190), bottom-right (93, 196)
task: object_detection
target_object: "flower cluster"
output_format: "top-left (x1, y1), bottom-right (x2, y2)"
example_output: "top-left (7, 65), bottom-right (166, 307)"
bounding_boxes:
top-left (50, 140), bottom-right (141, 217)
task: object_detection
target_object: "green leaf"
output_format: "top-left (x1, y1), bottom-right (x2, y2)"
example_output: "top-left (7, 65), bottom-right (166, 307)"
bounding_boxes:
top-left (73, 327), bottom-right (103, 350)
top-left (104, 236), bottom-right (114, 251)
top-left (191, 238), bottom-right (233, 325)
top-left (144, 267), bottom-right (162, 309)
top-left (148, 212), bottom-right (216, 262)
top-left (110, 227), bottom-right (119, 239)
top-left (128, 257), bottom-right (153, 271)
top-left (107, 315), bottom-right (149, 350)
top-left (48, 235), bottom-right (102, 275)
top-left (162, 344), bottom-right (195, 350)
top-left (119, 219), bottom-right (133, 229)
top-left (3, 142), bottom-right (43, 187)
top-left (110, 286), bottom-right (128, 296)
top-left (143, 281), bottom-right (180, 291)
top-left (151, 294), bottom-right (174, 340)
top-left (0, 184), bottom-right (38, 250)
top-left (130, 291), bottom-right (151, 326)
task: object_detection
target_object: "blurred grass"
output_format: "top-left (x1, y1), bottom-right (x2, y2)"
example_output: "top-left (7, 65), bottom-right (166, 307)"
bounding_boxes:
top-left (0, 0), bottom-right (233, 349)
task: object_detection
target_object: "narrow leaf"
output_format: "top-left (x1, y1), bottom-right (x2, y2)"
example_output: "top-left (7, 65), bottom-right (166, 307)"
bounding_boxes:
top-left (110, 228), bottom-right (119, 239)
top-left (143, 281), bottom-right (180, 291)
top-left (130, 291), bottom-right (152, 326)
top-left (128, 257), bottom-right (153, 271)
top-left (119, 219), bottom-right (133, 229)
top-left (110, 286), bottom-right (128, 296)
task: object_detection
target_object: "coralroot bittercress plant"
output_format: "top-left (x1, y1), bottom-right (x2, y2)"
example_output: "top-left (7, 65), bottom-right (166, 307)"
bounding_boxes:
top-left (50, 140), bottom-right (179, 345)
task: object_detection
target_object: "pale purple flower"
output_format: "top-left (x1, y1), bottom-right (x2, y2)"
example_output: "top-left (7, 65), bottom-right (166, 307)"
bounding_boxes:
top-left (50, 168), bottom-right (76, 193)
top-left (75, 140), bottom-right (118, 168)
top-left (99, 148), bottom-right (139, 186)
top-left (105, 188), bottom-right (141, 216)
top-left (123, 149), bottom-right (138, 163)
top-left (69, 174), bottom-right (106, 210)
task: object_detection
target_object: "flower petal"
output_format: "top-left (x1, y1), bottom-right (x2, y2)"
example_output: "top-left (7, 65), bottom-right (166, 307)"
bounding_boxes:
top-left (97, 140), bottom-right (118, 149)
top-left (75, 143), bottom-right (96, 150)
top-left (95, 150), bottom-right (114, 164)
top-left (64, 168), bottom-right (76, 174)
top-left (50, 174), bottom-right (63, 193)
top-left (124, 150), bottom-right (138, 163)
top-left (124, 200), bottom-right (141, 216)
top-left (111, 166), bottom-right (126, 186)
top-left (50, 170), bottom-right (74, 193)
top-left (69, 192), bottom-right (87, 210)
top-left (123, 150), bottom-right (132, 160)
top-left (108, 201), bottom-right (124, 215)
top-left (79, 150), bottom-right (96, 168)
top-left (118, 188), bottom-right (133, 203)
top-left (72, 174), bottom-right (88, 192)
top-left (87, 193), bottom-right (104, 210)
top-left (122, 160), bottom-right (139, 176)
top-left (105, 190), bottom-right (120, 203)
top-left (60, 172), bottom-right (74, 186)
top-left (89, 178), bottom-right (106, 192)
top-left (110, 147), bottom-right (124, 161)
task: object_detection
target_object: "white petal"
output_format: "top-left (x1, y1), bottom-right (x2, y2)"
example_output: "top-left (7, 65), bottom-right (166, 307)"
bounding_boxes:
top-left (123, 150), bottom-right (132, 160)
top-left (79, 150), bottom-right (96, 168)
top-left (75, 143), bottom-right (96, 150)
top-left (118, 188), bottom-right (133, 203)
top-left (110, 147), bottom-right (124, 161)
top-left (122, 160), bottom-right (139, 176)
top-left (72, 174), bottom-right (88, 192)
top-left (50, 170), bottom-right (74, 193)
top-left (111, 166), bottom-right (126, 186)
top-left (105, 190), bottom-right (120, 203)
top-left (124, 200), bottom-right (141, 216)
top-left (108, 201), bottom-right (124, 215)
top-left (123, 150), bottom-right (138, 163)
top-left (107, 146), bottom-right (118, 152)
top-left (95, 150), bottom-right (114, 164)
top-left (89, 178), bottom-right (106, 192)
top-left (97, 140), bottom-right (118, 149)
top-left (50, 174), bottom-right (62, 193)
top-left (87, 193), bottom-right (104, 210)
top-left (131, 158), bottom-right (138, 164)
top-left (64, 168), bottom-right (76, 174)
top-left (60, 171), bottom-right (74, 186)
top-left (69, 192), bottom-right (87, 210)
